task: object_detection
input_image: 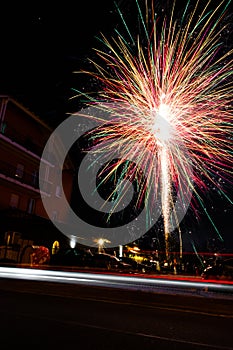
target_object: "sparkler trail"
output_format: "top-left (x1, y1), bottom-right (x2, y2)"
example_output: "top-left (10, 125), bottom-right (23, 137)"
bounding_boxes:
top-left (72, 0), bottom-right (233, 255)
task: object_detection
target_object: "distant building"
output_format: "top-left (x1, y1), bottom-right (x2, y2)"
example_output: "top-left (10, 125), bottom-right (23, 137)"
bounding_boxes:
top-left (0, 95), bottom-right (75, 260)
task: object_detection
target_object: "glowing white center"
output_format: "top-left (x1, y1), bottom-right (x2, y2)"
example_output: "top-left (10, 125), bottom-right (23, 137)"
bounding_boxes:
top-left (152, 107), bottom-right (172, 144)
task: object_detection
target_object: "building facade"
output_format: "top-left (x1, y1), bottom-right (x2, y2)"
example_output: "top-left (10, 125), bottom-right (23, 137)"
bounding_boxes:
top-left (0, 95), bottom-right (74, 263)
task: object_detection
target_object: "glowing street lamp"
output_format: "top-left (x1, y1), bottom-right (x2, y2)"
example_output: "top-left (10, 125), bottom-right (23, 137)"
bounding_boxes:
top-left (94, 238), bottom-right (111, 253)
top-left (70, 236), bottom-right (76, 249)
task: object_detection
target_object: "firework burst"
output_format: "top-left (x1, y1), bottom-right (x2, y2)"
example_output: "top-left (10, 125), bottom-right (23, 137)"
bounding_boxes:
top-left (72, 0), bottom-right (233, 256)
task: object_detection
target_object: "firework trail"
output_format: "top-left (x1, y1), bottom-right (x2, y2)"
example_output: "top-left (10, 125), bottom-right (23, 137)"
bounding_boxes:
top-left (72, 0), bottom-right (233, 256)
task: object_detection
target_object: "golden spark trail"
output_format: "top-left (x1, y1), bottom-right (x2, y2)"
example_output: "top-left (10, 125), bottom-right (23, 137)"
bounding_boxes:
top-left (160, 146), bottom-right (172, 259)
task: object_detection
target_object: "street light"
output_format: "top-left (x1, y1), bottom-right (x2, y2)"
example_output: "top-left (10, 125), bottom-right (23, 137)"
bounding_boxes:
top-left (70, 236), bottom-right (76, 249)
top-left (94, 238), bottom-right (111, 253)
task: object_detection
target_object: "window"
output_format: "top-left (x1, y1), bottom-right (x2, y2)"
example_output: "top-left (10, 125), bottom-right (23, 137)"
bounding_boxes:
top-left (0, 122), bottom-right (6, 134)
top-left (55, 185), bottom-right (62, 197)
top-left (27, 198), bottom-right (35, 214)
top-left (15, 163), bottom-right (24, 179)
top-left (32, 170), bottom-right (39, 187)
top-left (9, 194), bottom-right (19, 208)
top-left (52, 210), bottom-right (58, 221)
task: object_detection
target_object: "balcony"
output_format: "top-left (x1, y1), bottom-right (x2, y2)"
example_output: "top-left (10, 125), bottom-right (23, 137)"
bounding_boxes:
top-left (0, 123), bottom-right (43, 156)
top-left (0, 159), bottom-right (52, 194)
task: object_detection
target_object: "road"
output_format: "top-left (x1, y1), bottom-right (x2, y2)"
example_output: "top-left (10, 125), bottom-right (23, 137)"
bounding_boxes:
top-left (0, 276), bottom-right (232, 349)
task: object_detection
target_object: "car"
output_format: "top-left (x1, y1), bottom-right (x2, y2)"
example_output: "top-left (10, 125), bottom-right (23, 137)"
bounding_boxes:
top-left (89, 253), bottom-right (132, 271)
top-left (201, 258), bottom-right (233, 280)
top-left (0, 258), bottom-right (17, 267)
top-left (49, 248), bottom-right (94, 268)
top-left (119, 256), bottom-right (154, 273)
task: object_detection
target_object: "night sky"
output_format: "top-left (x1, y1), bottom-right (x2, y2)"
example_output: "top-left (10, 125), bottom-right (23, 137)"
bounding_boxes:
top-left (0, 0), bottom-right (232, 252)
top-left (0, 1), bottom-right (120, 123)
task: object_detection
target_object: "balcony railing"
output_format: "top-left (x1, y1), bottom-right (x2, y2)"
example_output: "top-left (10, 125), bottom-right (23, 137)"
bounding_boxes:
top-left (0, 159), bottom-right (52, 194)
top-left (0, 124), bottom-right (43, 156)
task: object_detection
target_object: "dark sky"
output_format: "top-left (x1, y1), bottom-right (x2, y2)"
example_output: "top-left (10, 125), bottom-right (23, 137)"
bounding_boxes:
top-left (0, 0), bottom-right (231, 123)
top-left (0, 0), bottom-right (232, 252)
top-left (0, 1), bottom-right (122, 124)
top-left (0, 0), bottom-right (223, 123)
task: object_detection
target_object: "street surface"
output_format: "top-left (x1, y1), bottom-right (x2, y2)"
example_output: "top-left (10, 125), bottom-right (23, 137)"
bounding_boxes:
top-left (0, 277), bottom-right (232, 349)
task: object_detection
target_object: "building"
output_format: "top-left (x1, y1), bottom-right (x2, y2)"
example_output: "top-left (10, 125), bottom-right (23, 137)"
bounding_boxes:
top-left (0, 95), bottom-right (75, 263)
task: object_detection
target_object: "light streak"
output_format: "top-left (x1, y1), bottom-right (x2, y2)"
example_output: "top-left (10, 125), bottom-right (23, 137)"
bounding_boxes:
top-left (72, 0), bottom-right (233, 254)
top-left (0, 267), bottom-right (233, 295)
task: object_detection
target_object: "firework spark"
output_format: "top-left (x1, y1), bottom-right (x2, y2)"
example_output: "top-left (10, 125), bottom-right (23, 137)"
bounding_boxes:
top-left (72, 0), bottom-right (233, 256)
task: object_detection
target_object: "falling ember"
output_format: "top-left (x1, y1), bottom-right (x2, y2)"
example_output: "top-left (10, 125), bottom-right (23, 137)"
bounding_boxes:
top-left (72, 0), bottom-right (233, 256)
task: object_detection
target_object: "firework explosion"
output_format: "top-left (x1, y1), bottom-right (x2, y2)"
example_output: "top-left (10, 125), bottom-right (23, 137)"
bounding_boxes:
top-left (72, 0), bottom-right (233, 256)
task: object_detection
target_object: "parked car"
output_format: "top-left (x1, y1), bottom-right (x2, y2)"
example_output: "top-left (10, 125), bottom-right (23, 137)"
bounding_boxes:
top-left (0, 258), bottom-right (17, 267)
top-left (201, 258), bottom-right (233, 280)
top-left (119, 256), bottom-right (154, 273)
top-left (49, 248), bottom-right (93, 268)
top-left (89, 253), bottom-right (132, 271)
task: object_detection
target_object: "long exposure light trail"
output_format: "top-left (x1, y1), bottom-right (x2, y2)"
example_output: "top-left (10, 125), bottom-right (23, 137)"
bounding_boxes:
top-left (0, 267), bottom-right (232, 298)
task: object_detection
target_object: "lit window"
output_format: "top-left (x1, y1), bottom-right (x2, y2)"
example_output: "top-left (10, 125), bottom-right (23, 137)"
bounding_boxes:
top-left (15, 163), bottom-right (24, 179)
